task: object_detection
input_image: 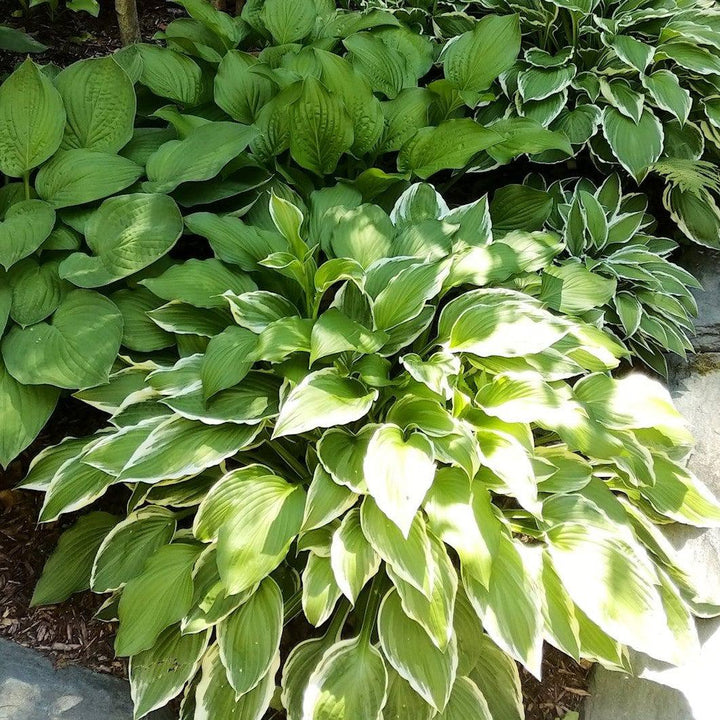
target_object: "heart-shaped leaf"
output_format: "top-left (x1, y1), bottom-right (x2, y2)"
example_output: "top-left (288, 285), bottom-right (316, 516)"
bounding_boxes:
top-left (59, 193), bottom-right (183, 287)
top-left (0, 200), bottom-right (56, 270)
top-left (1, 289), bottom-right (123, 389)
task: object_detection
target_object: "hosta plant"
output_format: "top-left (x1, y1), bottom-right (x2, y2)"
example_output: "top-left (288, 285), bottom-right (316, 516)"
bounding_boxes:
top-left (27, 185), bottom-right (720, 720)
top-left (367, 0), bottom-right (720, 247)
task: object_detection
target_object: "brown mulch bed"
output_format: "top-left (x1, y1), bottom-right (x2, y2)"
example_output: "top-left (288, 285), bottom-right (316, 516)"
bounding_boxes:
top-left (0, 0), bottom-right (184, 70)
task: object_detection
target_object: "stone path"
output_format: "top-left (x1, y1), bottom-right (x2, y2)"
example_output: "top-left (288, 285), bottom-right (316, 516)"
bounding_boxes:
top-left (0, 638), bottom-right (172, 720)
top-left (584, 249), bottom-right (720, 720)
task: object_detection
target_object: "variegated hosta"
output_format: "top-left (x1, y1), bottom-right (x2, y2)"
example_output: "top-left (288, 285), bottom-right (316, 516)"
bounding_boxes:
top-left (27, 184), bottom-right (720, 720)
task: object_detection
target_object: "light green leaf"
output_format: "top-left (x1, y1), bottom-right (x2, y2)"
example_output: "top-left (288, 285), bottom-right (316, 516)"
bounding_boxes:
top-left (2, 289), bottom-right (122, 389)
top-left (363, 424), bottom-right (435, 537)
top-left (360, 497), bottom-right (433, 597)
top-left (317, 426), bottom-right (376, 493)
top-left (378, 588), bottom-right (457, 711)
top-left (302, 636), bottom-right (388, 720)
top-left (0, 58), bottom-right (65, 177)
top-left (194, 643), bottom-right (277, 720)
top-left (398, 119), bottom-right (502, 179)
top-left (463, 535), bottom-right (544, 677)
top-left (144, 122), bottom-right (257, 193)
top-left (214, 51), bottom-right (277, 124)
top-left (330, 507), bottom-right (380, 604)
top-left (111, 287), bottom-right (174, 352)
top-left (384, 668), bottom-right (435, 720)
top-left (441, 14), bottom-right (520, 95)
top-left (116, 542), bottom-right (202, 656)
top-left (436, 676), bottom-right (492, 720)
top-left (201, 326), bottom-right (259, 400)
top-left (302, 464), bottom-right (358, 533)
top-left (540, 262), bottom-right (617, 314)
top-left (35, 150), bottom-right (142, 208)
top-left (194, 469), bottom-right (305, 593)
top-left (329, 204), bottom-right (394, 268)
top-left (0, 200), bottom-right (56, 270)
top-left (92, 506), bottom-right (176, 593)
top-left (424, 469), bottom-right (500, 588)
top-left (129, 625), bottom-right (209, 720)
top-left (117, 415), bottom-right (261, 483)
top-left (518, 65), bottom-right (576, 103)
top-left (56, 57), bottom-right (135, 152)
top-left (302, 553), bottom-right (343, 626)
top-left (218, 578), bottom-right (283, 694)
top-left (59, 193), bottom-right (183, 287)
top-left (31, 512), bottom-right (118, 606)
top-left (273, 368), bottom-right (377, 438)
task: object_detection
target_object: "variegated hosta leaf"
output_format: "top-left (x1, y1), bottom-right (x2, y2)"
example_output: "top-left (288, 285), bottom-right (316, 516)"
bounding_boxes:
top-left (302, 465), bottom-right (358, 533)
top-left (378, 588), bottom-right (457, 712)
top-left (302, 636), bottom-right (388, 720)
top-left (302, 553), bottom-right (343, 627)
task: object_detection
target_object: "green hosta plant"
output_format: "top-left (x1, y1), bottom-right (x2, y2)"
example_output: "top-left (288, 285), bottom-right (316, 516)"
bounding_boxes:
top-left (368, 0), bottom-right (720, 247)
top-left (0, 56), bottom-right (196, 467)
top-left (114, 0), bottom-right (571, 185)
top-left (28, 185), bottom-right (720, 720)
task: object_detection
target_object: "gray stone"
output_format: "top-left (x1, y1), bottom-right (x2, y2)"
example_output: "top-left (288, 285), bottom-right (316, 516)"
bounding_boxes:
top-left (0, 639), bottom-right (174, 720)
top-left (675, 247), bottom-right (720, 353)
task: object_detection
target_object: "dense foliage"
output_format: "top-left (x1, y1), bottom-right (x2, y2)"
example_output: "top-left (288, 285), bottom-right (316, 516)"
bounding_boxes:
top-left (1, 0), bottom-right (719, 718)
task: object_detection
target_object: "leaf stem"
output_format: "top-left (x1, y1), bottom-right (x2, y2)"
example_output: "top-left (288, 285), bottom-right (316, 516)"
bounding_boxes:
top-left (271, 440), bottom-right (308, 481)
top-left (359, 573), bottom-right (386, 648)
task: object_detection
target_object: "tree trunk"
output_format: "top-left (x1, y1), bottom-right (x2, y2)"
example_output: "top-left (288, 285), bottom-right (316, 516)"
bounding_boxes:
top-left (115, 0), bottom-right (141, 46)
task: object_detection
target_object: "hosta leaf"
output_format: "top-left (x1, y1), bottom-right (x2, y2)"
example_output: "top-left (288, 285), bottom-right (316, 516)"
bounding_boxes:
top-left (436, 676), bottom-right (492, 720)
top-left (330, 508), bottom-right (380, 604)
top-left (116, 542), bottom-right (202, 656)
top-left (32, 512), bottom-right (118, 606)
top-left (518, 65), bottom-right (576, 102)
top-left (214, 52), bottom-right (277, 124)
top-left (59, 193), bottom-right (183, 287)
top-left (463, 535), bottom-right (544, 677)
top-left (490, 184), bottom-right (552, 234)
top-left (641, 70), bottom-right (691, 125)
top-left (289, 77), bottom-right (353, 176)
top-left (379, 88), bottom-right (433, 153)
top-left (0, 58), bottom-right (65, 177)
top-left (302, 636), bottom-right (388, 720)
top-left (2, 290), bottom-right (122, 389)
top-left (129, 625), bottom-right (209, 720)
top-left (194, 644), bottom-right (277, 720)
top-left (659, 41), bottom-right (720, 76)
top-left (273, 368), bottom-right (377, 438)
top-left (606, 34), bottom-right (654, 72)
top-left (302, 464), bottom-right (358, 533)
top-left (363, 424), bottom-right (435, 537)
top-left (602, 107), bottom-right (664, 182)
top-left (201, 326), bottom-right (259, 399)
top-left (439, 288), bottom-right (569, 358)
top-left (384, 668), bottom-right (435, 720)
top-left (310, 308), bottom-right (386, 364)
top-left (0, 25), bottom-right (47, 52)
top-left (424, 469), bottom-right (500, 588)
top-left (17, 436), bottom-right (93, 491)
top-left (302, 553), bottom-right (343, 626)
top-left (317, 426), bottom-right (376, 493)
top-left (329, 204), bottom-right (394, 268)
top-left (56, 57), bottom-right (136, 152)
top-left (441, 14), bottom-right (520, 95)
top-left (194, 469), bottom-right (305, 593)
top-left (136, 44), bottom-right (206, 105)
top-left (467, 635), bottom-right (524, 720)
top-left (35, 149), bottom-right (143, 208)
top-left (387, 532), bottom-right (457, 651)
top-left (546, 519), bottom-right (698, 664)
top-left (39, 450), bottom-right (117, 522)
top-left (117, 415), bottom-right (261, 483)
top-left (218, 578), bottom-right (283, 694)
top-left (344, 32), bottom-right (411, 100)
top-left (378, 588), bottom-right (457, 711)
top-left (144, 122), bottom-right (257, 193)
top-left (360, 497), bottom-right (433, 597)
top-left (540, 262), bottom-right (617, 314)
top-left (262, 0), bottom-right (316, 43)
top-left (8, 258), bottom-right (69, 327)
top-left (397, 119), bottom-right (502, 179)
top-left (111, 287), bottom-right (174, 352)
top-left (92, 506), bottom-right (177, 593)
top-left (0, 200), bottom-right (56, 270)
top-left (0, 358), bottom-right (59, 469)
